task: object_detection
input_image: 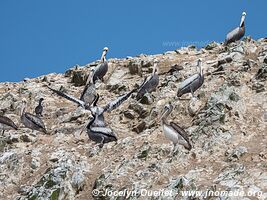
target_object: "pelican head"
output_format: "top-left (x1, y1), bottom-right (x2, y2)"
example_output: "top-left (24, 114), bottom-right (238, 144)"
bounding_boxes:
top-left (160, 103), bottom-right (173, 121)
top-left (87, 67), bottom-right (96, 84)
top-left (20, 99), bottom-right (27, 116)
top-left (101, 47), bottom-right (109, 62)
top-left (197, 58), bottom-right (202, 66)
top-left (152, 59), bottom-right (159, 74)
top-left (89, 106), bottom-right (104, 116)
top-left (240, 11), bottom-right (246, 27)
top-left (197, 58), bottom-right (203, 76)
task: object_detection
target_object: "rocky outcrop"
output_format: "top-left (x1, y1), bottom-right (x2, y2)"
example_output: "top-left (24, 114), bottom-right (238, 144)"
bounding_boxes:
top-left (0, 38), bottom-right (266, 200)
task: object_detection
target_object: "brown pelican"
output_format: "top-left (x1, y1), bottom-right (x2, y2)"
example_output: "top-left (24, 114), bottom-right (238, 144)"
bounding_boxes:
top-left (224, 12), bottom-right (246, 45)
top-left (160, 103), bottom-right (192, 154)
top-left (86, 89), bottom-right (136, 147)
top-left (49, 84), bottom-right (135, 147)
top-left (0, 116), bottom-right (18, 134)
top-left (20, 100), bottom-right (47, 134)
top-left (80, 68), bottom-right (97, 106)
top-left (177, 58), bottom-right (204, 99)
top-left (93, 47), bottom-right (109, 82)
top-left (136, 59), bottom-right (159, 100)
top-left (35, 98), bottom-right (44, 117)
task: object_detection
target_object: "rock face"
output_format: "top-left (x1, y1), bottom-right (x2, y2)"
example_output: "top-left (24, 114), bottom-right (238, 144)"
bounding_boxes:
top-left (0, 38), bottom-right (267, 200)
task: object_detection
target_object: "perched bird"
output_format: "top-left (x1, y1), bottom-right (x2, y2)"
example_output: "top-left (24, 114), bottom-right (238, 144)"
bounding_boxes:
top-left (93, 47), bottom-right (109, 82)
top-left (80, 68), bottom-right (97, 106)
top-left (160, 103), bottom-right (192, 154)
top-left (177, 58), bottom-right (204, 99)
top-left (136, 59), bottom-right (159, 100)
top-left (225, 12), bottom-right (246, 45)
top-left (0, 116), bottom-right (18, 134)
top-left (86, 89), bottom-right (136, 147)
top-left (35, 98), bottom-right (44, 117)
top-left (20, 99), bottom-right (47, 134)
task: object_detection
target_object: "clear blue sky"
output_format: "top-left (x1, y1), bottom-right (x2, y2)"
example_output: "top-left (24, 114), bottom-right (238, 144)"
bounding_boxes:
top-left (0, 0), bottom-right (266, 82)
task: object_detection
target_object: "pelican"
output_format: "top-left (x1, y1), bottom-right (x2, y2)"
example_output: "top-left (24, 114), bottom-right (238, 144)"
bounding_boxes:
top-left (160, 103), bottom-right (192, 154)
top-left (93, 47), bottom-right (109, 82)
top-left (86, 88), bottom-right (136, 147)
top-left (177, 58), bottom-right (204, 99)
top-left (136, 59), bottom-right (159, 101)
top-left (49, 84), bottom-right (135, 147)
top-left (35, 98), bottom-right (44, 117)
top-left (0, 116), bottom-right (18, 134)
top-left (225, 12), bottom-right (246, 45)
top-left (20, 99), bottom-right (47, 134)
top-left (80, 68), bottom-right (97, 106)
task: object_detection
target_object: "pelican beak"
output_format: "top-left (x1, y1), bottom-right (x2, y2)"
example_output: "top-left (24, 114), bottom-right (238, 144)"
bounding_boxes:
top-left (158, 108), bottom-right (168, 122)
top-left (79, 127), bottom-right (85, 135)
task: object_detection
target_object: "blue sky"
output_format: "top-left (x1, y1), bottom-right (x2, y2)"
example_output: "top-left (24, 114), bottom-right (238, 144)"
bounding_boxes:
top-left (0, 0), bottom-right (266, 82)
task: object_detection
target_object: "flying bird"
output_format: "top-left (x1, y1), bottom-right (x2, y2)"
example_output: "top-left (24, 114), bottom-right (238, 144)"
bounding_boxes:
top-left (48, 84), bottom-right (136, 147)
top-left (225, 12), bottom-right (246, 45)
top-left (0, 116), bottom-right (18, 134)
top-left (86, 89), bottom-right (136, 147)
top-left (136, 59), bottom-right (159, 101)
top-left (177, 59), bottom-right (204, 99)
top-left (160, 103), bottom-right (192, 154)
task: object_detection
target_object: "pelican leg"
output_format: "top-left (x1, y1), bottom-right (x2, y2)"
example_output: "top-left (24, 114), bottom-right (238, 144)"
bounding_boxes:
top-left (79, 125), bottom-right (87, 135)
top-left (99, 137), bottom-right (105, 148)
top-left (172, 144), bottom-right (179, 156)
top-left (190, 86), bottom-right (197, 101)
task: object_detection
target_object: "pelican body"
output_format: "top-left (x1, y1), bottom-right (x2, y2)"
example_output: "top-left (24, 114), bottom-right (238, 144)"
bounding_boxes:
top-left (93, 47), bottom-right (109, 82)
top-left (225, 12), bottom-right (246, 45)
top-left (21, 100), bottom-right (47, 134)
top-left (35, 98), bottom-right (44, 117)
top-left (136, 60), bottom-right (159, 100)
top-left (161, 104), bottom-right (192, 151)
top-left (85, 89), bottom-right (136, 147)
top-left (177, 59), bottom-right (204, 98)
top-left (0, 116), bottom-right (18, 134)
top-left (80, 68), bottom-right (97, 106)
top-left (86, 100), bottom-right (117, 148)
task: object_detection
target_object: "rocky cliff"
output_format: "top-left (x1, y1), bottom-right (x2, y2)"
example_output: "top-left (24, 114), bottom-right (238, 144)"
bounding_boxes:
top-left (0, 37), bottom-right (266, 200)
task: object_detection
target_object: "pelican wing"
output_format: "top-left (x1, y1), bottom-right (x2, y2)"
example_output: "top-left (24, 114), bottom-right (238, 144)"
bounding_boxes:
top-left (24, 113), bottom-right (46, 132)
top-left (47, 86), bottom-right (85, 108)
top-left (225, 27), bottom-right (245, 45)
top-left (93, 61), bottom-right (108, 82)
top-left (103, 89), bottom-right (136, 113)
top-left (0, 116), bottom-right (18, 130)
top-left (80, 83), bottom-right (96, 106)
top-left (90, 127), bottom-right (117, 138)
top-left (227, 27), bottom-right (241, 41)
top-left (170, 122), bottom-right (192, 150)
top-left (136, 75), bottom-right (151, 100)
top-left (178, 74), bottom-right (199, 90)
